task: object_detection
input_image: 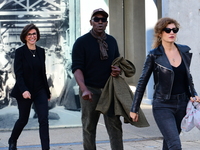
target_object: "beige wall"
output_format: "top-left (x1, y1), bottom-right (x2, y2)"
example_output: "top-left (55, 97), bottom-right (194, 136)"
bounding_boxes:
top-left (109, 0), bottom-right (146, 86)
top-left (109, 0), bottom-right (124, 56)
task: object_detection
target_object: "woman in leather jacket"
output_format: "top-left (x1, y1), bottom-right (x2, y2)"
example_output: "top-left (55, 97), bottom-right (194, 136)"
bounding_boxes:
top-left (130, 17), bottom-right (200, 150)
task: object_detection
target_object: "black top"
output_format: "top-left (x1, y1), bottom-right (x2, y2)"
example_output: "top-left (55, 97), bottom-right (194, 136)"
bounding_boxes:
top-left (171, 60), bottom-right (189, 95)
top-left (30, 50), bottom-right (45, 93)
top-left (72, 32), bottom-right (120, 88)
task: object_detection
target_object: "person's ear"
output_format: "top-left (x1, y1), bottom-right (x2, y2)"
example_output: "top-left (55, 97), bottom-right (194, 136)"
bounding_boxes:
top-left (90, 20), bottom-right (92, 26)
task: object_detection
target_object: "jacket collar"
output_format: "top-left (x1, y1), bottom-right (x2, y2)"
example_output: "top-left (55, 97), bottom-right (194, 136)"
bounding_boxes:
top-left (153, 43), bottom-right (191, 55)
top-left (152, 43), bottom-right (191, 70)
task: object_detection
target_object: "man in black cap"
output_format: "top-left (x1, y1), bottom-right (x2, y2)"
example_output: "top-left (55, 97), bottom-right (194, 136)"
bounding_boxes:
top-left (72, 8), bottom-right (123, 150)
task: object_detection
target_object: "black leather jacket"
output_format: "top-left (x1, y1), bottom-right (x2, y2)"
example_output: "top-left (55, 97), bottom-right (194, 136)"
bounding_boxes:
top-left (131, 44), bottom-right (197, 113)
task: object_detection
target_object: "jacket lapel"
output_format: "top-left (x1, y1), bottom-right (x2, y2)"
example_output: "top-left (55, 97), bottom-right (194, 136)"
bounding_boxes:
top-left (36, 46), bottom-right (44, 64)
top-left (23, 45), bottom-right (33, 70)
top-left (154, 45), bottom-right (173, 70)
top-left (176, 44), bottom-right (192, 68)
top-left (153, 44), bottom-right (192, 71)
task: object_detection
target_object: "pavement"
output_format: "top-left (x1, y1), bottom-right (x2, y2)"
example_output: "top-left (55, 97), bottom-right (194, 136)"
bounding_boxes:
top-left (0, 104), bottom-right (200, 150)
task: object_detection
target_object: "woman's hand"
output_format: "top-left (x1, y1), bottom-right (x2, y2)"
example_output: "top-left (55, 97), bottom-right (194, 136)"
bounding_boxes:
top-left (48, 95), bottom-right (51, 101)
top-left (22, 91), bottom-right (31, 99)
top-left (130, 112), bottom-right (139, 122)
top-left (190, 96), bottom-right (200, 102)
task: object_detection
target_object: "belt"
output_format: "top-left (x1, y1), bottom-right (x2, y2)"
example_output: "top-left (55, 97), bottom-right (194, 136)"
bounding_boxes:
top-left (170, 93), bottom-right (188, 100)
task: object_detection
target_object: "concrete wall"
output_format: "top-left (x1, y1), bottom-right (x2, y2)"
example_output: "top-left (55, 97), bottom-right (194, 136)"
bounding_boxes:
top-left (124, 0), bottom-right (146, 85)
top-left (109, 0), bottom-right (124, 57)
top-left (162, 0), bottom-right (200, 142)
top-left (109, 0), bottom-right (146, 85)
top-left (162, 0), bottom-right (200, 96)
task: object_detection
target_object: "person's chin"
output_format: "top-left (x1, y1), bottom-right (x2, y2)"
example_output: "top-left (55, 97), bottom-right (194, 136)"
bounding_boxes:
top-left (28, 41), bottom-right (36, 45)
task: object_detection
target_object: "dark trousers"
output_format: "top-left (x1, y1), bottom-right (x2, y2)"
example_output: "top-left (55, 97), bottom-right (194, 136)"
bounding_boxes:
top-left (153, 93), bottom-right (188, 150)
top-left (10, 89), bottom-right (49, 150)
top-left (80, 86), bottom-right (123, 150)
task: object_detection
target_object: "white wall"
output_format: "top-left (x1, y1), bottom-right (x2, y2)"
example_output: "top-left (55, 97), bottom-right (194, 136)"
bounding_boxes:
top-left (80, 0), bottom-right (109, 35)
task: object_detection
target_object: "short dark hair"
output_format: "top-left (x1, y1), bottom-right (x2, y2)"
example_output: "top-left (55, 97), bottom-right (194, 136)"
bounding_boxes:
top-left (20, 23), bottom-right (40, 43)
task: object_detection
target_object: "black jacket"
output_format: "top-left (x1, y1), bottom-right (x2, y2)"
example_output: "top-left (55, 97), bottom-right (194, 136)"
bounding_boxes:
top-left (11, 44), bottom-right (51, 99)
top-left (131, 43), bottom-right (197, 113)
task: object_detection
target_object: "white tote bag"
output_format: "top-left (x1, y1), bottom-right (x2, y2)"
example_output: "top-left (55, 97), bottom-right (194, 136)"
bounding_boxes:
top-left (181, 101), bottom-right (200, 132)
top-left (193, 101), bottom-right (200, 130)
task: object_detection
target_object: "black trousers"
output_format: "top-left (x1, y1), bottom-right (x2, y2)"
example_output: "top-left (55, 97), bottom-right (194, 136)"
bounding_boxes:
top-left (80, 86), bottom-right (123, 150)
top-left (10, 89), bottom-right (49, 150)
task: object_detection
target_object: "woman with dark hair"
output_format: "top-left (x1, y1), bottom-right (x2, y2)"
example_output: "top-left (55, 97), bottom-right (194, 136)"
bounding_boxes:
top-left (130, 17), bottom-right (200, 150)
top-left (8, 24), bottom-right (51, 150)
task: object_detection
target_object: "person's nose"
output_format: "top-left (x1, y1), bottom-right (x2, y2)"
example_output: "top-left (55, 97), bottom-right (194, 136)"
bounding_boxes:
top-left (98, 19), bottom-right (103, 23)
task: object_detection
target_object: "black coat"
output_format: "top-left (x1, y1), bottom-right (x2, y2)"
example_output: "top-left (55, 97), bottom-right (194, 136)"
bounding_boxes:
top-left (11, 44), bottom-right (51, 99)
top-left (131, 43), bottom-right (197, 113)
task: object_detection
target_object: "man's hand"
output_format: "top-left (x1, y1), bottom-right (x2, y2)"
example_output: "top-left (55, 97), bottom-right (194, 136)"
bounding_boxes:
top-left (111, 65), bottom-right (121, 77)
top-left (82, 89), bottom-right (93, 102)
top-left (74, 69), bottom-right (93, 101)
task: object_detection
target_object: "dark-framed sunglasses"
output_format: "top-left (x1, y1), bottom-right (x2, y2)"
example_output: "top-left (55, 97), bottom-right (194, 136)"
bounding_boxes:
top-left (163, 28), bottom-right (179, 33)
top-left (27, 32), bottom-right (37, 37)
top-left (92, 17), bottom-right (107, 22)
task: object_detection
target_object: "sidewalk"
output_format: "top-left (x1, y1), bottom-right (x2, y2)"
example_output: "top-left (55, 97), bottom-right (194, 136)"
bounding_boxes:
top-left (0, 104), bottom-right (200, 150)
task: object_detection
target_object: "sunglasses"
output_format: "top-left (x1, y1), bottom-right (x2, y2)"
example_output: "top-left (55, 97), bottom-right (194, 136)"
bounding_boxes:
top-left (163, 28), bottom-right (179, 33)
top-left (92, 17), bottom-right (107, 22)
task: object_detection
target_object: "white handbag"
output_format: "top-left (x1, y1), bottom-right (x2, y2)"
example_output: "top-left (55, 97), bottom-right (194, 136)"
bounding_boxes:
top-left (181, 101), bottom-right (200, 132)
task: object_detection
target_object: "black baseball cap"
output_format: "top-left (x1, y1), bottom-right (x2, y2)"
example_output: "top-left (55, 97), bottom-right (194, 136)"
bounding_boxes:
top-left (91, 8), bottom-right (108, 19)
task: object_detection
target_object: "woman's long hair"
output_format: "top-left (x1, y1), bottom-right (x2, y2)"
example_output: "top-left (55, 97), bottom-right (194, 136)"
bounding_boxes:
top-left (152, 17), bottom-right (180, 49)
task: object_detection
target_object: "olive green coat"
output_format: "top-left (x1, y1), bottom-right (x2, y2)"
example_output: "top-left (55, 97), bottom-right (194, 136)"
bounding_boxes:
top-left (96, 57), bottom-right (149, 127)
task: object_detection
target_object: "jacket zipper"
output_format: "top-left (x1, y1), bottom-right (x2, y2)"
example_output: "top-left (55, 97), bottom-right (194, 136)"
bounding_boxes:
top-left (155, 62), bottom-right (174, 99)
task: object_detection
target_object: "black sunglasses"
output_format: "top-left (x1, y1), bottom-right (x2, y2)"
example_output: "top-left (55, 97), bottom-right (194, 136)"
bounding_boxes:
top-left (163, 28), bottom-right (179, 33)
top-left (92, 17), bottom-right (107, 22)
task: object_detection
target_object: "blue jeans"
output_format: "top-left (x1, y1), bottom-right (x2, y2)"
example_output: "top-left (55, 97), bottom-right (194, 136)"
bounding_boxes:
top-left (80, 86), bottom-right (123, 150)
top-left (153, 93), bottom-right (188, 150)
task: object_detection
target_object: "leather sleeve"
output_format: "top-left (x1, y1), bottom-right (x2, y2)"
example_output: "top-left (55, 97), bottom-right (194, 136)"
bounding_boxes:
top-left (130, 53), bottom-right (154, 113)
top-left (188, 71), bottom-right (198, 97)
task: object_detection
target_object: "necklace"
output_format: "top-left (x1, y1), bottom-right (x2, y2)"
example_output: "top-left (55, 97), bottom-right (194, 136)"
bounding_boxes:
top-left (29, 49), bottom-right (36, 57)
